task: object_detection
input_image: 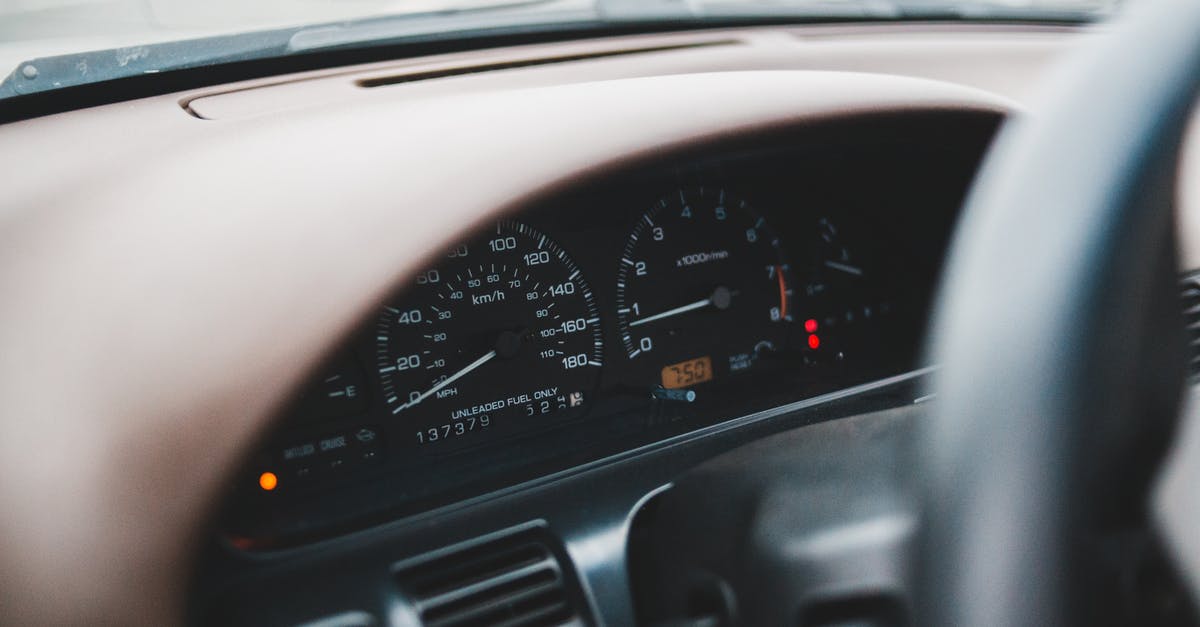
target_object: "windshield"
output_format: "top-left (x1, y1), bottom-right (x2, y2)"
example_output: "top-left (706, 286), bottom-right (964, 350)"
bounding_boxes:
top-left (0, 0), bottom-right (1118, 102)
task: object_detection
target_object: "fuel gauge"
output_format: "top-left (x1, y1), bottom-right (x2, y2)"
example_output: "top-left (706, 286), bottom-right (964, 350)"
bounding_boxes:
top-left (294, 351), bottom-right (370, 422)
top-left (800, 217), bottom-right (891, 363)
top-left (816, 218), bottom-right (864, 282)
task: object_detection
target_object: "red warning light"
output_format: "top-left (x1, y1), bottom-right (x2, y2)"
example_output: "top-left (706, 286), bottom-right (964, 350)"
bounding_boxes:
top-left (804, 318), bottom-right (818, 333)
top-left (808, 334), bottom-right (821, 350)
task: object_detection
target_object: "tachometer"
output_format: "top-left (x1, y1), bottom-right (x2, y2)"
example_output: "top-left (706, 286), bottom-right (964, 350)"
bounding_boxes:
top-left (375, 221), bottom-right (602, 449)
top-left (615, 187), bottom-right (792, 393)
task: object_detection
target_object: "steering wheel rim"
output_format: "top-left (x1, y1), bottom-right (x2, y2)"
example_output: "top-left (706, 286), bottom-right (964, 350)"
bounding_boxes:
top-left (921, 0), bottom-right (1200, 624)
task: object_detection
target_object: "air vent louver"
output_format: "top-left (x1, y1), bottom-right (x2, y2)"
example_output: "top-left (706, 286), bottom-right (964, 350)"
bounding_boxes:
top-left (1181, 275), bottom-right (1200, 378)
top-left (395, 529), bottom-right (585, 627)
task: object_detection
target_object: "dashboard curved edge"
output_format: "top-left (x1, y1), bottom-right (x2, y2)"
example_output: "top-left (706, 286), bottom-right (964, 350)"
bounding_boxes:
top-left (0, 71), bottom-right (1009, 624)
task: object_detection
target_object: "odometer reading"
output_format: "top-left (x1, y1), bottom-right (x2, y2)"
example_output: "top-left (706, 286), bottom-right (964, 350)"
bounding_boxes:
top-left (661, 356), bottom-right (713, 389)
top-left (375, 221), bottom-right (602, 448)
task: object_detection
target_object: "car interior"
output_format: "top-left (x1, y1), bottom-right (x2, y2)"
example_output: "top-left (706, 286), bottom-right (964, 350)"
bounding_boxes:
top-left (1, 0), bottom-right (1199, 625)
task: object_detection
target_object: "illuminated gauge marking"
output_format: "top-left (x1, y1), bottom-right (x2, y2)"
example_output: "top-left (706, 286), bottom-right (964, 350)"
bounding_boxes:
top-left (375, 221), bottom-right (602, 448)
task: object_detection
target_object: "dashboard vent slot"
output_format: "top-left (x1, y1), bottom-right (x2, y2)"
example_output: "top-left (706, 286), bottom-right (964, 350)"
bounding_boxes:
top-left (395, 528), bottom-right (585, 627)
top-left (1183, 275), bottom-right (1200, 379)
top-left (356, 40), bottom-right (735, 89)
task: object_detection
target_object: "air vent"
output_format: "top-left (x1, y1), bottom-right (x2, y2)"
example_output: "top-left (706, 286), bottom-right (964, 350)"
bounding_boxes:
top-left (394, 527), bottom-right (586, 627)
top-left (1182, 274), bottom-right (1200, 379)
top-left (356, 40), bottom-right (735, 89)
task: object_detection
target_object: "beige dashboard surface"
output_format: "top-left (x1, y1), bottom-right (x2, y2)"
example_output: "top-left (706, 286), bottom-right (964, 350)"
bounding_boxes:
top-left (0, 21), bottom-right (1133, 625)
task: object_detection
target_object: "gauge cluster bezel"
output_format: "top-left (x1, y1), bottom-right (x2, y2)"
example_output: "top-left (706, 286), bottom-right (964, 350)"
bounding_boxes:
top-left (217, 114), bottom-right (998, 548)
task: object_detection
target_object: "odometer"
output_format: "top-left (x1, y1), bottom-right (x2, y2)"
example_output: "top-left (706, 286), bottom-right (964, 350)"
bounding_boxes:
top-left (661, 356), bottom-right (713, 389)
top-left (375, 221), bottom-right (602, 449)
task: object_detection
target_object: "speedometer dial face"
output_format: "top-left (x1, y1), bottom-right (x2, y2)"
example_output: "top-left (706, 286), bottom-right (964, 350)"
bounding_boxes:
top-left (616, 187), bottom-right (793, 392)
top-left (375, 221), bottom-right (602, 450)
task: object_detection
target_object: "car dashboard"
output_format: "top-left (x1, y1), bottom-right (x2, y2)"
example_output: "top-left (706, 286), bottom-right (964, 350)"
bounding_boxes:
top-left (219, 117), bottom-right (997, 552)
top-left (0, 19), bottom-right (1097, 627)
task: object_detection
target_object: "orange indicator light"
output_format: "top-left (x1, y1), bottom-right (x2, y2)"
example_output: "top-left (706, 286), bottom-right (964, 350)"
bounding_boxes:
top-left (259, 472), bottom-right (278, 491)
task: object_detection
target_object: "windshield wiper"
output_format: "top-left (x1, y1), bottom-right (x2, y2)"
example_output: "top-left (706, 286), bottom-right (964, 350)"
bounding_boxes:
top-left (0, 0), bottom-right (587, 100)
top-left (0, 28), bottom-right (298, 100)
top-left (0, 0), bottom-right (1108, 105)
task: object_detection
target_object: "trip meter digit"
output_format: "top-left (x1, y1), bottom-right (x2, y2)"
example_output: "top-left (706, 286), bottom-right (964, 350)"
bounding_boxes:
top-left (616, 187), bottom-right (793, 396)
top-left (375, 221), bottom-right (602, 449)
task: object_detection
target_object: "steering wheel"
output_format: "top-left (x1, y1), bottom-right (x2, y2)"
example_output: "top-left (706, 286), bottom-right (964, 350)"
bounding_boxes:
top-left (921, 0), bottom-right (1200, 623)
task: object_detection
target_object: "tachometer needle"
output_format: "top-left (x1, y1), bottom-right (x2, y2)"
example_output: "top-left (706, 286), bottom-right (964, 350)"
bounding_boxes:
top-left (824, 260), bottom-right (863, 276)
top-left (629, 298), bottom-right (711, 327)
top-left (629, 286), bottom-right (733, 328)
top-left (395, 349), bottom-right (497, 412)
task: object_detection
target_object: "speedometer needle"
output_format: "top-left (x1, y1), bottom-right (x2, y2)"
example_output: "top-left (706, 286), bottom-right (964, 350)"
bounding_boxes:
top-left (396, 349), bottom-right (497, 412)
top-left (629, 286), bottom-right (732, 327)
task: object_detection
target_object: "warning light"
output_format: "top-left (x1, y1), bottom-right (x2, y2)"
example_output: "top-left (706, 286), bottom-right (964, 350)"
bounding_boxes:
top-left (804, 318), bottom-right (818, 333)
top-left (808, 334), bottom-right (821, 350)
top-left (258, 472), bottom-right (278, 491)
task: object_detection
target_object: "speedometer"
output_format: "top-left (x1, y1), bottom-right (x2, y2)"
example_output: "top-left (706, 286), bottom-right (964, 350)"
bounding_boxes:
top-left (616, 187), bottom-right (793, 394)
top-left (375, 220), bottom-right (602, 449)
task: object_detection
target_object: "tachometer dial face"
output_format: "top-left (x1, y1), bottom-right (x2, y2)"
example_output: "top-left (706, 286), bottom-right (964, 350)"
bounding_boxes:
top-left (375, 221), bottom-right (602, 449)
top-left (615, 187), bottom-right (793, 392)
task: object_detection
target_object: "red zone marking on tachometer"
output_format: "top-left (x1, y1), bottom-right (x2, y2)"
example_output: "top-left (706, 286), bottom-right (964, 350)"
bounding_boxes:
top-left (776, 265), bottom-right (788, 320)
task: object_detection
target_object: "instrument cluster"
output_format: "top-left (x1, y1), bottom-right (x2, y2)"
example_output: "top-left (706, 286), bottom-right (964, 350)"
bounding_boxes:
top-left (222, 136), bottom-right (982, 547)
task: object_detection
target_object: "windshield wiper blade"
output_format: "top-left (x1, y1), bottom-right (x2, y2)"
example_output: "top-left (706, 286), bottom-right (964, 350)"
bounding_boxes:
top-left (0, 28), bottom-right (299, 99)
top-left (0, 0), bottom-right (586, 100)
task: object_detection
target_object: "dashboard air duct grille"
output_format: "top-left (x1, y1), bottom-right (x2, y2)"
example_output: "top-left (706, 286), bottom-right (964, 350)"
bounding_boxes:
top-left (394, 528), bottom-right (585, 627)
top-left (356, 40), bottom-right (735, 90)
top-left (1182, 274), bottom-right (1200, 379)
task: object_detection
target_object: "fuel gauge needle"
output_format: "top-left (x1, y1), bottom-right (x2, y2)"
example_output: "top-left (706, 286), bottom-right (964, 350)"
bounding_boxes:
top-left (394, 349), bottom-right (497, 412)
top-left (824, 260), bottom-right (863, 276)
